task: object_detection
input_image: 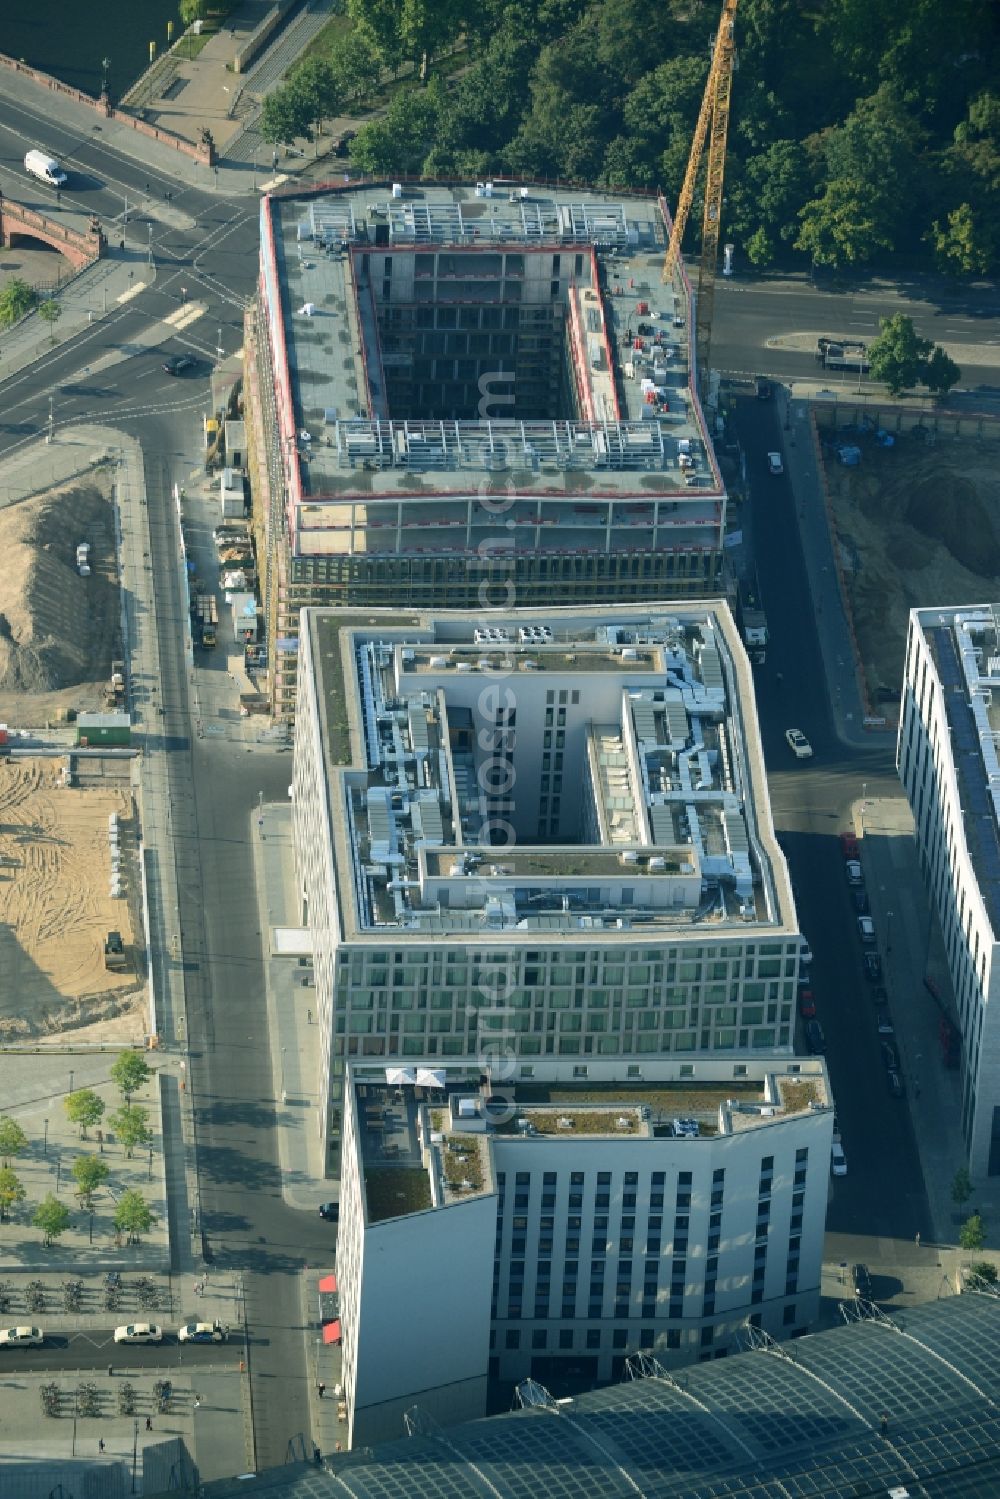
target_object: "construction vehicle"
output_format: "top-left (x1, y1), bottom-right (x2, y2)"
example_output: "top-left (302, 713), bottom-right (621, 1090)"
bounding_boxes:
top-left (103, 660), bottom-right (127, 709)
top-left (816, 337), bottom-right (870, 372)
top-left (104, 931), bottom-right (128, 972)
top-left (737, 571), bottom-right (768, 664)
top-left (195, 595), bottom-right (218, 649)
top-left (662, 0), bottom-right (738, 388)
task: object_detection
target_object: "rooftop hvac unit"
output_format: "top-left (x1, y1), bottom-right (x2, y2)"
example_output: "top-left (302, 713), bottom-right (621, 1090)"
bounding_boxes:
top-left (620, 850), bottom-right (639, 865)
top-left (557, 1116), bottom-right (574, 1129)
top-left (616, 1117), bottom-right (632, 1130)
top-left (429, 655), bottom-right (448, 668)
top-left (392, 182), bottom-right (403, 198)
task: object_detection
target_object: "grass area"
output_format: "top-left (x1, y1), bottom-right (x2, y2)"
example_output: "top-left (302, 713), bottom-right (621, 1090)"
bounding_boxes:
top-left (775, 1077), bottom-right (826, 1114)
top-left (299, 11), bottom-right (352, 66)
top-left (442, 1136), bottom-right (485, 1192)
top-left (364, 1165), bottom-right (432, 1223)
top-left (512, 1082), bottom-right (762, 1112)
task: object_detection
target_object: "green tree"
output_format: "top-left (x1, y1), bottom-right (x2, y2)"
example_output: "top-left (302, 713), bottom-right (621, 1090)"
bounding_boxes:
top-left (868, 313), bottom-right (933, 395)
top-left (930, 203), bottom-right (993, 275)
top-left (952, 1166), bottom-right (973, 1208)
top-left (351, 85), bottom-right (442, 175)
top-left (72, 1154), bottom-right (109, 1209)
top-left (179, 0), bottom-right (208, 24)
top-left (0, 1167), bottom-right (26, 1223)
top-left (959, 1213), bottom-right (987, 1252)
top-left (968, 1259), bottom-right (998, 1284)
top-left (0, 1118), bottom-right (27, 1167)
top-left (65, 1089), bottom-right (105, 1140)
top-left (114, 1189), bottom-right (156, 1245)
top-left (259, 84), bottom-right (314, 147)
top-left (33, 1193), bottom-right (71, 1247)
top-left (37, 298), bottom-right (61, 344)
top-left (290, 55), bottom-right (340, 135)
top-left (110, 1053), bottom-right (151, 1107)
top-left (329, 25), bottom-right (383, 104)
top-left (923, 345), bottom-right (961, 397)
top-left (347, 0), bottom-right (404, 76)
top-left (0, 277), bottom-right (35, 329)
top-left (109, 1105), bottom-right (151, 1159)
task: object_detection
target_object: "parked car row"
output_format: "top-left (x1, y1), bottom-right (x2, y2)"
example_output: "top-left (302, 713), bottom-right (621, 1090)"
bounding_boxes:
top-left (0, 1321), bottom-right (229, 1350)
top-left (844, 834), bottom-right (907, 1101)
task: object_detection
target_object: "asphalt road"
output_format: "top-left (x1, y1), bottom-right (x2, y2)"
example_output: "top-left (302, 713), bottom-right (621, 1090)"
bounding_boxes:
top-left (1, 1335), bottom-right (232, 1372)
top-left (713, 274), bottom-right (1000, 392)
top-left (734, 395), bottom-right (932, 1247)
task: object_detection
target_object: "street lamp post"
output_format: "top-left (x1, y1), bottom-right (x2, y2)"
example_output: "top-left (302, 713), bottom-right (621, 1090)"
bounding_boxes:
top-left (281, 1047), bottom-right (287, 1104)
top-left (886, 910), bottom-right (894, 956)
top-left (147, 224), bottom-right (153, 267)
top-left (860, 782), bottom-right (868, 835)
top-left (69, 1068), bottom-right (75, 1096)
top-left (43, 1118), bottom-right (48, 1156)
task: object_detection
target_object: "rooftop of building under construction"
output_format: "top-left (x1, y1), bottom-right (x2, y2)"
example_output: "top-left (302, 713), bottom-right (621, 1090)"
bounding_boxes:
top-left (261, 182), bottom-right (725, 555)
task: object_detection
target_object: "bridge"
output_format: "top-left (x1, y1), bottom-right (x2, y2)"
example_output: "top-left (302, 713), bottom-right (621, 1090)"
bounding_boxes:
top-left (0, 192), bottom-right (106, 269)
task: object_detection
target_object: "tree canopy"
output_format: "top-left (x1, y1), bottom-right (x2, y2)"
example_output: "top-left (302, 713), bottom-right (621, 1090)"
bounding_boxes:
top-left (312, 0), bottom-right (1000, 273)
top-left (868, 313), bottom-right (961, 396)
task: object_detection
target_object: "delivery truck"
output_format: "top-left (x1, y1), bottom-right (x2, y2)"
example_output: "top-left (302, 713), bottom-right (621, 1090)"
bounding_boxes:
top-left (25, 149), bottom-right (68, 187)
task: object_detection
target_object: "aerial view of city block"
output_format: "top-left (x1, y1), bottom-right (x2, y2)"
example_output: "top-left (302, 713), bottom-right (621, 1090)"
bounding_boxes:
top-left (0, 0), bottom-right (999, 1494)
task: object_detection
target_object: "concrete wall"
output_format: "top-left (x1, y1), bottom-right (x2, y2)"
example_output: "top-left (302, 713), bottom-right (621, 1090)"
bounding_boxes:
top-left (351, 1194), bottom-right (495, 1447)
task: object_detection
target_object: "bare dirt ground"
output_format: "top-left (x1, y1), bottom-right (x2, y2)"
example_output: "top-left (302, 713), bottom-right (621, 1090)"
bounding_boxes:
top-left (822, 428), bottom-right (1000, 705)
top-left (0, 759), bottom-right (144, 1039)
top-left (0, 471), bottom-right (121, 727)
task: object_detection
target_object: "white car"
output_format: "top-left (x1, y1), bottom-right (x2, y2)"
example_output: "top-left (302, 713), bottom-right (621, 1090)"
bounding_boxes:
top-left (785, 728), bottom-right (813, 759)
top-left (845, 859), bottom-right (863, 885)
top-left (178, 1321), bottom-right (227, 1344)
top-left (857, 916), bottom-right (876, 944)
top-left (831, 1142), bottom-right (848, 1177)
top-left (767, 451), bottom-right (784, 475)
top-left (114, 1323), bottom-right (162, 1345)
top-left (0, 1326), bottom-right (43, 1348)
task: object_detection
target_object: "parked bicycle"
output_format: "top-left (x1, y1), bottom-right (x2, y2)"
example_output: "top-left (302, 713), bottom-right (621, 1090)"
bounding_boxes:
top-left (62, 1279), bottom-right (84, 1313)
top-left (118, 1381), bottom-right (137, 1416)
top-left (77, 1382), bottom-right (100, 1418)
top-left (40, 1383), bottom-right (60, 1418)
top-left (25, 1280), bottom-right (46, 1313)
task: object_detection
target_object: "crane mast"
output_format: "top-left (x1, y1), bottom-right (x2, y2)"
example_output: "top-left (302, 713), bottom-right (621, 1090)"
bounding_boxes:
top-left (662, 0), bottom-right (738, 387)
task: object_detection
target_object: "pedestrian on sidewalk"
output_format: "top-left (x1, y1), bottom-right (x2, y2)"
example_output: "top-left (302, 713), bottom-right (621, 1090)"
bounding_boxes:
top-left (99, 1438), bottom-right (106, 1453)
top-left (915, 1232), bottom-right (921, 1247)
top-left (145, 1416), bottom-right (153, 1431)
top-left (194, 1395), bottom-right (201, 1410)
top-left (318, 1381), bottom-right (326, 1398)
top-left (307, 1009), bottom-right (313, 1024)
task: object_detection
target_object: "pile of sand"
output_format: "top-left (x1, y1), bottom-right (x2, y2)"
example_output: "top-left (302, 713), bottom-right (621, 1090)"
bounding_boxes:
top-left (824, 432), bottom-right (1000, 702)
top-left (0, 478), bottom-right (119, 696)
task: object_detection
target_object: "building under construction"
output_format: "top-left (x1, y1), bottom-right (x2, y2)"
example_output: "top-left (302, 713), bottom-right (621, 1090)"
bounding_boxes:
top-left (245, 181), bottom-right (729, 719)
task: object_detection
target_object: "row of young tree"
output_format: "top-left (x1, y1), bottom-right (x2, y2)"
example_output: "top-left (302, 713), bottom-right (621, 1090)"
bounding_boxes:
top-left (261, 0), bottom-right (1000, 276)
top-left (0, 1053), bottom-right (157, 1247)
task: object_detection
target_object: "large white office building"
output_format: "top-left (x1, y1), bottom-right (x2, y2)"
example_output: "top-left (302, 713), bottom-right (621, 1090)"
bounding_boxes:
top-left (291, 604), bottom-right (805, 1162)
top-left (335, 1055), bottom-right (833, 1448)
top-left (898, 605), bottom-right (1000, 1175)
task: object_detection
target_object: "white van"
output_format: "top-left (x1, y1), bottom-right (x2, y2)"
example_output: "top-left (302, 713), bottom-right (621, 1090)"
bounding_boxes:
top-left (24, 150), bottom-right (67, 188)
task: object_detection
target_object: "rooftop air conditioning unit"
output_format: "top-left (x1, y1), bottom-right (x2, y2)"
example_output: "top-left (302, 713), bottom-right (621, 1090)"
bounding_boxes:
top-left (557, 1117), bottom-right (573, 1129)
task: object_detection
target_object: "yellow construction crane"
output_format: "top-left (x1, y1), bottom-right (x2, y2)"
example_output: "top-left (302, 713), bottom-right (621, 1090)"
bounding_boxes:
top-left (662, 0), bottom-right (738, 386)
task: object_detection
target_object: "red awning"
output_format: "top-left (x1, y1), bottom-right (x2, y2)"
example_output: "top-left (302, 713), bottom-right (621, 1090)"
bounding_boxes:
top-left (322, 1319), bottom-right (342, 1345)
top-left (318, 1274), bottom-right (338, 1293)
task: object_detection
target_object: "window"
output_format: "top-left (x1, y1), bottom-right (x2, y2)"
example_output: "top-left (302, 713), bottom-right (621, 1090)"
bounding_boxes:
top-left (613, 1329), bottom-right (628, 1349)
top-left (783, 1304), bottom-right (796, 1326)
top-left (640, 1328), bottom-right (655, 1349)
top-left (667, 1329), bottom-right (681, 1349)
top-left (651, 1172), bottom-right (666, 1186)
top-left (505, 1330), bottom-right (520, 1350)
top-left (597, 1172), bottom-right (612, 1185)
top-left (700, 1326), bottom-right (713, 1347)
top-left (586, 1329), bottom-right (601, 1349)
top-left (678, 1172), bottom-right (692, 1186)
top-left (559, 1329), bottom-right (574, 1349)
top-left (532, 1329), bottom-right (547, 1349)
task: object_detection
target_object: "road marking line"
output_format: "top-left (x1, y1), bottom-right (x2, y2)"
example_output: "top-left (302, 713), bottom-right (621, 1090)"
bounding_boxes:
top-left (164, 304), bottom-right (205, 330)
top-left (117, 282), bottom-right (146, 306)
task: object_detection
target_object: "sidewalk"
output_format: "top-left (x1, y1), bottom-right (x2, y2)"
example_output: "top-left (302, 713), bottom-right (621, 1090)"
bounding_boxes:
top-left (252, 798), bottom-right (349, 1456)
top-left (846, 792), bottom-right (1000, 1252)
top-left (781, 382), bottom-right (873, 750)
